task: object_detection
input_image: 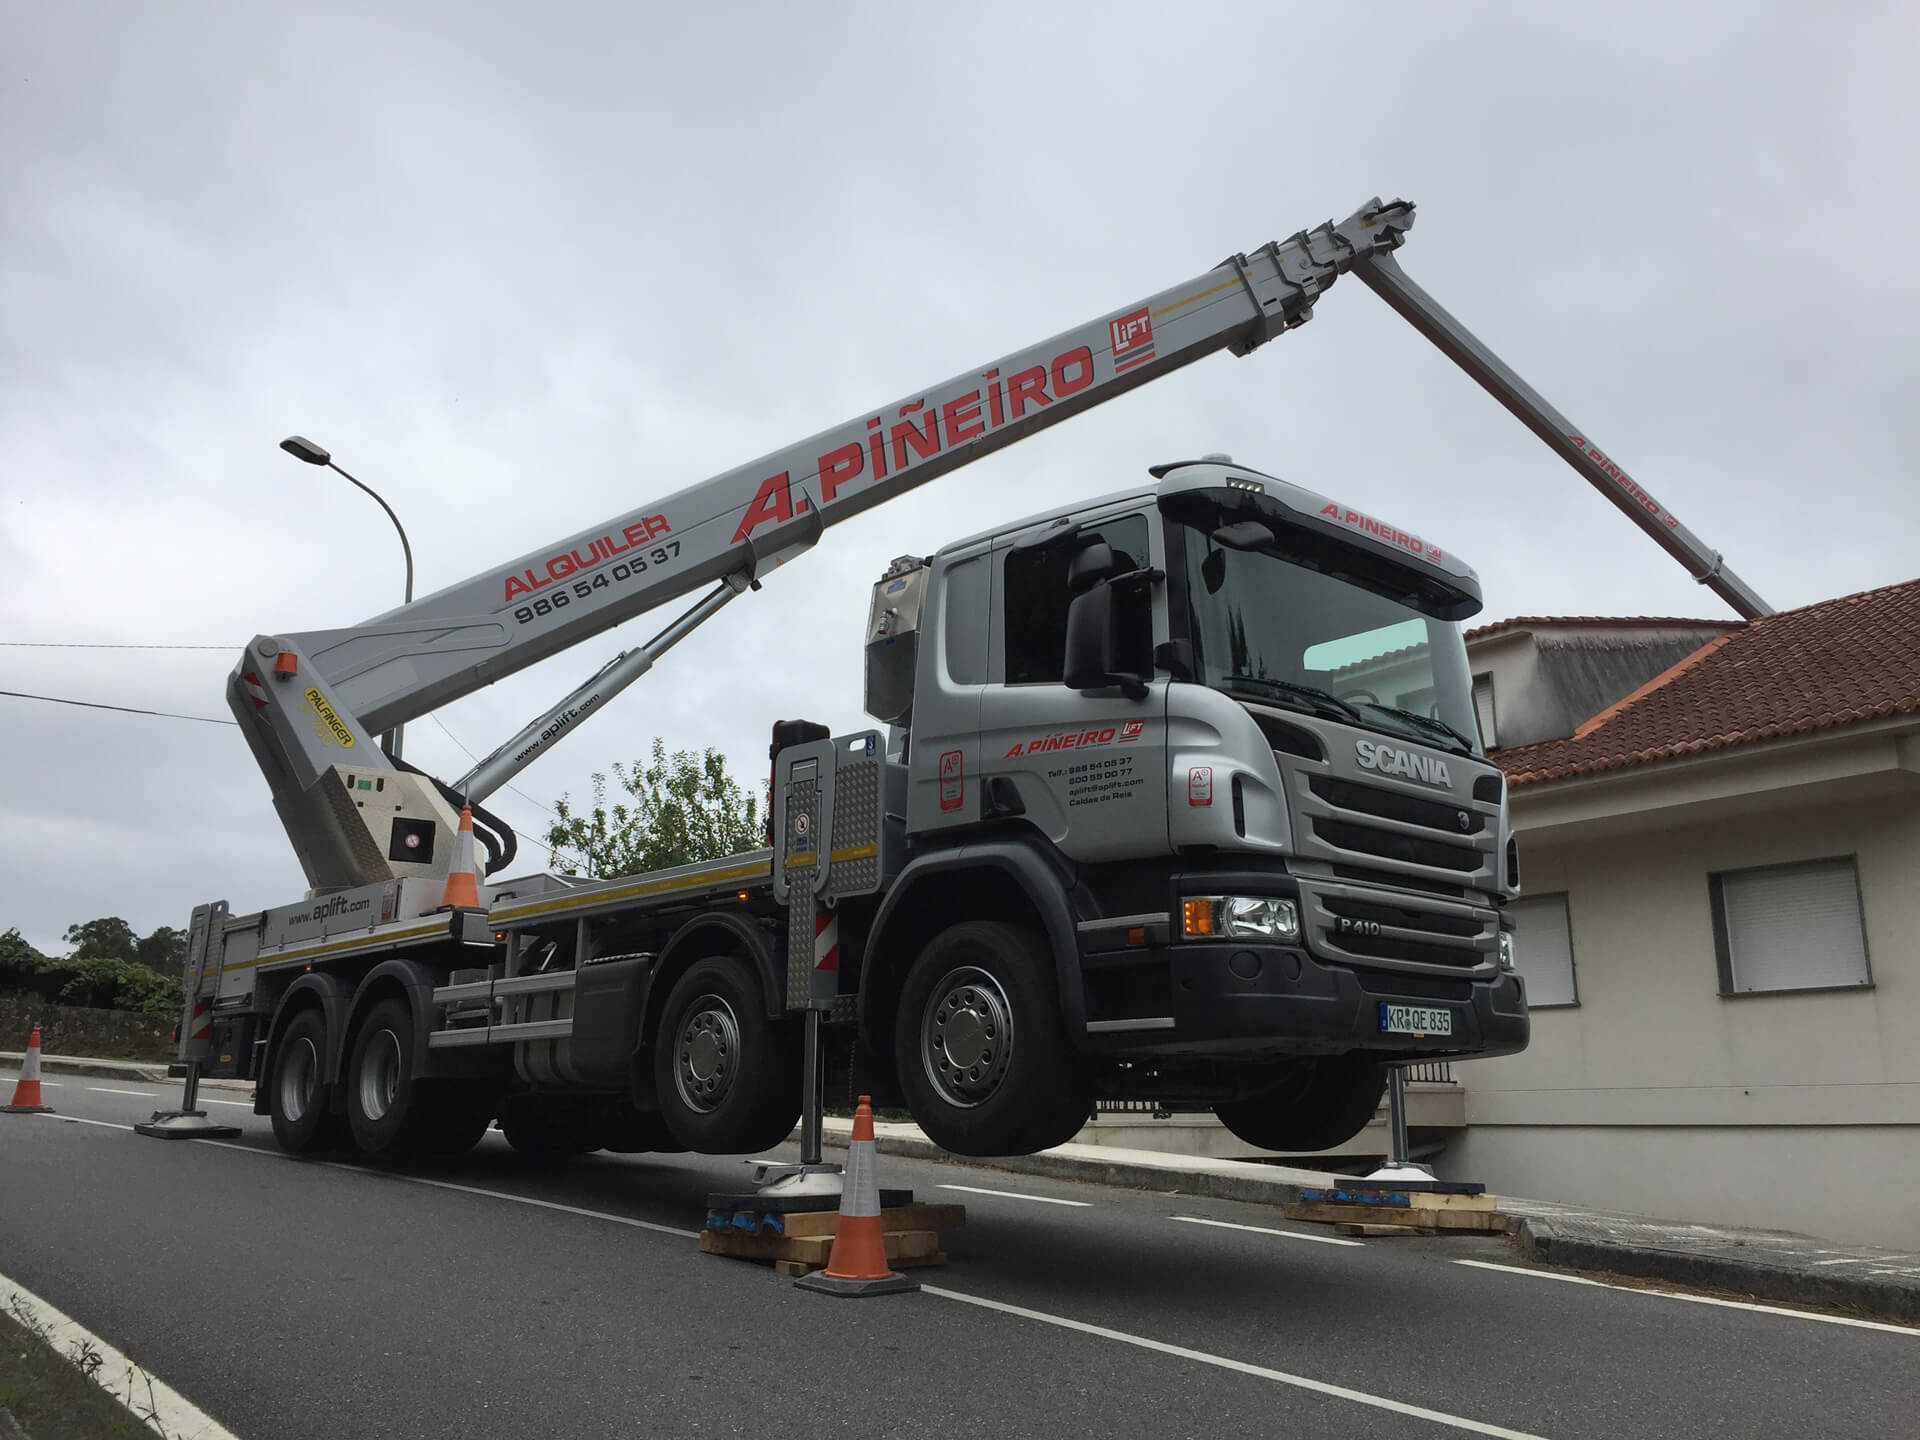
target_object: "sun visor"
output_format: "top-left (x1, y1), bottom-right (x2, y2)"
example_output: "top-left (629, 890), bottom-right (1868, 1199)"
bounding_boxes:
top-left (1159, 469), bottom-right (1482, 621)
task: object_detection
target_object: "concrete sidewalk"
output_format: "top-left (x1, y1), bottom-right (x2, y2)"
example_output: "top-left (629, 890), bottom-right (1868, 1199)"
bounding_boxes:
top-left (1, 1050), bottom-right (252, 1092)
top-left (819, 1117), bottom-right (1920, 1324)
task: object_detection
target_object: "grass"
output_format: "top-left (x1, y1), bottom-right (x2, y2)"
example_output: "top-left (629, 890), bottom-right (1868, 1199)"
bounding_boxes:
top-left (0, 1297), bottom-right (168, 1439)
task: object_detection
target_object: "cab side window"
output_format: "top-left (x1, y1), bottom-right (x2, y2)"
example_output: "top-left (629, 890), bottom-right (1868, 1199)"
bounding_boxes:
top-left (1003, 514), bottom-right (1151, 685)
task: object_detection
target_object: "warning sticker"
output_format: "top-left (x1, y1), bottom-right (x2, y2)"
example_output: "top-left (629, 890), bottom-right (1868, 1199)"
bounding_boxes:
top-left (939, 750), bottom-right (965, 812)
top-left (1188, 766), bottom-right (1213, 807)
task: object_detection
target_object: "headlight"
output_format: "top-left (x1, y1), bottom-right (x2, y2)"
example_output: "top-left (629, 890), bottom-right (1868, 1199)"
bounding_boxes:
top-left (1498, 930), bottom-right (1516, 971)
top-left (1182, 895), bottom-right (1300, 942)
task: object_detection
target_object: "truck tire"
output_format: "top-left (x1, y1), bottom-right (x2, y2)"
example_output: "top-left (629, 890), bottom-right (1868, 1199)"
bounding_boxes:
top-left (600, 1108), bottom-right (687, 1155)
top-left (423, 1086), bottom-right (496, 1157)
top-left (268, 1007), bottom-right (343, 1154)
top-left (894, 920), bottom-right (1091, 1157)
top-left (499, 1109), bottom-right (601, 1155)
top-left (652, 957), bottom-right (800, 1154)
top-left (1212, 1057), bottom-right (1388, 1153)
top-left (345, 998), bottom-right (442, 1160)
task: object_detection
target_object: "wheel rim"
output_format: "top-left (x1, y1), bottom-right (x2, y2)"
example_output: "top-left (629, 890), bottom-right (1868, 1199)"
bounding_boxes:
top-left (358, 1029), bottom-right (402, 1122)
top-left (278, 1035), bottom-right (318, 1123)
top-left (673, 995), bottom-right (740, 1114)
top-left (920, 965), bottom-right (1014, 1109)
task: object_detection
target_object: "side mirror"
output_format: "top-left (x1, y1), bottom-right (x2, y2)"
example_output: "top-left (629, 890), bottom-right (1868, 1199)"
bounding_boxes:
top-left (1067, 540), bottom-right (1120, 596)
top-left (1210, 519), bottom-right (1275, 551)
top-left (1063, 579), bottom-right (1149, 700)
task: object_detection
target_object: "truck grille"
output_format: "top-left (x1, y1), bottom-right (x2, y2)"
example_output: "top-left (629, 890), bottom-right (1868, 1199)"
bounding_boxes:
top-left (1282, 756), bottom-right (1501, 892)
top-left (1301, 882), bottom-right (1498, 976)
top-left (1310, 817), bottom-right (1481, 874)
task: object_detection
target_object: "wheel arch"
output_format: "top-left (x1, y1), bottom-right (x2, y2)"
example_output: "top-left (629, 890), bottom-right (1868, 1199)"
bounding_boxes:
top-left (343, 958), bottom-right (443, 1081)
top-left (859, 841), bottom-right (1083, 1063)
top-left (255, 972), bottom-right (352, 1116)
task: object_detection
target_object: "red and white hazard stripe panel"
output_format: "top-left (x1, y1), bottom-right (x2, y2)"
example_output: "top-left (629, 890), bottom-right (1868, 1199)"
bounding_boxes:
top-left (814, 910), bottom-right (839, 973)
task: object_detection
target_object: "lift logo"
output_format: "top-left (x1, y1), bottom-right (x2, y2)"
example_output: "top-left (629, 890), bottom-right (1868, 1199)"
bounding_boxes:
top-left (1317, 502), bottom-right (1443, 562)
top-left (1568, 435), bottom-right (1680, 530)
top-left (1003, 726), bottom-right (1118, 759)
top-left (300, 687), bottom-right (355, 749)
top-left (1110, 306), bottom-right (1155, 374)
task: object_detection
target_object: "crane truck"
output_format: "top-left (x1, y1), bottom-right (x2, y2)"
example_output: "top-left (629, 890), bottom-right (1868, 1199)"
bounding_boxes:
top-left (166, 195), bottom-right (1769, 1164)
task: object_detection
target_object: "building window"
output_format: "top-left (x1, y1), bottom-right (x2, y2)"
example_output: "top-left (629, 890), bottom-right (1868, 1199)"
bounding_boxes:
top-left (1507, 893), bottom-right (1577, 1007)
top-left (1472, 673), bottom-right (1496, 748)
top-left (1709, 857), bottom-right (1871, 996)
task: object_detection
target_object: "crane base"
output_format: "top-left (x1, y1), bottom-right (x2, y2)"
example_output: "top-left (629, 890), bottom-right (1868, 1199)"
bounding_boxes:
top-left (135, 1110), bottom-right (242, 1140)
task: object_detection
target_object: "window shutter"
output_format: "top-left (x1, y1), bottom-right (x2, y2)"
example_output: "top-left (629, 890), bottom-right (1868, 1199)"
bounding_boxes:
top-left (1720, 859), bottom-right (1868, 993)
top-left (1472, 673), bottom-right (1497, 749)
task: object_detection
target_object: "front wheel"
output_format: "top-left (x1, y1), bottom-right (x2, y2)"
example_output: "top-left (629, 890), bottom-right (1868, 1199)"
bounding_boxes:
top-left (651, 958), bottom-right (800, 1153)
top-left (894, 921), bottom-right (1090, 1156)
top-left (1212, 1057), bottom-right (1387, 1153)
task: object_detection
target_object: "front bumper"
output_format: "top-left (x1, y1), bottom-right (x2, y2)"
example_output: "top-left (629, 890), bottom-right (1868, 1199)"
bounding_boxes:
top-left (1077, 940), bottom-right (1530, 1061)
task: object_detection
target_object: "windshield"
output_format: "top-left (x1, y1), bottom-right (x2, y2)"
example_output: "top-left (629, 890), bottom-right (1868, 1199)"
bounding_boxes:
top-left (1178, 522), bottom-right (1482, 755)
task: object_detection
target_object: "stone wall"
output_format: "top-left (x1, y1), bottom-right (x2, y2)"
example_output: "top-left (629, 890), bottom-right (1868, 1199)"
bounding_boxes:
top-left (0, 996), bottom-right (175, 1061)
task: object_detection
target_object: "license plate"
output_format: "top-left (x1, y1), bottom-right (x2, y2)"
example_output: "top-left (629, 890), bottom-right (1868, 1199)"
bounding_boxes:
top-left (1379, 1003), bottom-right (1453, 1037)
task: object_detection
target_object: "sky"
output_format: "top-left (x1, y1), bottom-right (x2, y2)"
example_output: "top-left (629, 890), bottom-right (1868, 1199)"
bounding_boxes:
top-left (3, 2), bottom-right (1915, 954)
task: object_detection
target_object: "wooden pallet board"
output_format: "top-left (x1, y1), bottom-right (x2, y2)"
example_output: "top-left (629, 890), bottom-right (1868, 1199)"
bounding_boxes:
top-left (1285, 1201), bottom-right (1508, 1233)
top-left (700, 1227), bottom-right (943, 1267)
top-left (1335, 1222), bottom-right (1438, 1237)
top-left (1298, 1187), bottom-right (1496, 1213)
top-left (772, 1204), bottom-right (967, 1239)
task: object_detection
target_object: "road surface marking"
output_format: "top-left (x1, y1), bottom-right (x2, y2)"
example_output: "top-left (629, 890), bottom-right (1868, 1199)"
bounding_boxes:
top-left (0, 1266), bottom-right (240, 1440)
top-left (37, 1114), bottom-right (128, 1130)
top-left (1170, 1214), bottom-right (1364, 1248)
top-left (1453, 1259), bottom-right (1920, 1337)
top-left (938, 1183), bottom-right (1090, 1207)
top-left (86, 1086), bottom-right (156, 1098)
top-left (0, 1076), bottom-right (64, 1085)
top-left (200, 1098), bottom-right (252, 1107)
top-left (187, 1138), bottom-right (701, 1238)
top-left (923, 1284), bottom-right (1546, 1438)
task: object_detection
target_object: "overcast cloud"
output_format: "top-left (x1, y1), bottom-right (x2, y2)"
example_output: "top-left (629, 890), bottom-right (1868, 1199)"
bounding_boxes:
top-left (3, 2), bottom-right (1915, 954)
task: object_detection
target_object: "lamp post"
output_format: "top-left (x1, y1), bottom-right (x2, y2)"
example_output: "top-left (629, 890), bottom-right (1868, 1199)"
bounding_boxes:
top-left (279, 436), bottom-right (414, 760)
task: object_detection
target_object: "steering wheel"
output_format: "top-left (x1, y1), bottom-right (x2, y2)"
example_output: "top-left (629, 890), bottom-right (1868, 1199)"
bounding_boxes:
top-left (1337, 689), bottom-right (1381, 707)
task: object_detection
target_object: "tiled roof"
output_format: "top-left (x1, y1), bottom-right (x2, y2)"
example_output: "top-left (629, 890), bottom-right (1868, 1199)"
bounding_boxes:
top-left (1493, 578), bottom-right (1920, 786)
top-left (1465, 614), bottom-right (1733, 642)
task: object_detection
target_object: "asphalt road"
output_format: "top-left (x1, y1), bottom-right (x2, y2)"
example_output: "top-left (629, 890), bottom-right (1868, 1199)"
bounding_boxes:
top-left (2, 1074), bottom-right (1913, 1439)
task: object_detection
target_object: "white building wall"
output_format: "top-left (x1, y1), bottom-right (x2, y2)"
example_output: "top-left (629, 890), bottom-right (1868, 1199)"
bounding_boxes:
top-left (1448, 790), bottom-right (1920, 1247)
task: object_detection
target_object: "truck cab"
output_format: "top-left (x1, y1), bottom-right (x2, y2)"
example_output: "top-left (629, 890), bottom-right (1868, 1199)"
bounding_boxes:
top-left (859, 458), bottom-right (1526, 1154)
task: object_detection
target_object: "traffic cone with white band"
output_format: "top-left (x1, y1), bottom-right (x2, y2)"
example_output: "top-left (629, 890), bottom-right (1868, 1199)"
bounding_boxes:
top-left (3, 1027), bottom-right (54, 1113)
top-left (794, 1096), bottom-right (918, 1297)
top-left (438, 805), bottom-right (482, 909)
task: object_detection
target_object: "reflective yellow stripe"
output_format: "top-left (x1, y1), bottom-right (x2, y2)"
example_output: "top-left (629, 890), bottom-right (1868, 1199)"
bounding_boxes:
top-left (234, 920), bottom-right (450, 970)
top-left (489, 858), bottom-right (773, 924)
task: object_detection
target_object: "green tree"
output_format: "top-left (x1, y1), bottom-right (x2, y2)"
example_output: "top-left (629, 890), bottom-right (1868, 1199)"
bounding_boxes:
top-left (134, 925), bottom-right (188, 976)
top-left (57, 957), bottom-right (177, 1014)
top-left (63, 917), bottom-right (138, 963)
top-left (547, 738), bottom-right (762, 879)
top-left (1, 928), bottom-right (44, 992)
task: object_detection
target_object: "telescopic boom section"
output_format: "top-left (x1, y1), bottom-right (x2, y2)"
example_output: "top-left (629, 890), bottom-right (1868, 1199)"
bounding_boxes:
top-left (1352, 252), bottom-right (1772, 620)
top-left (262, 199), bottom-right (1420, 744)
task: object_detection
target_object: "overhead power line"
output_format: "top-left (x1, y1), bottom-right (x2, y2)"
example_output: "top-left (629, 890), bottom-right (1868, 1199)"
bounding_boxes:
top-left (0, 642), bottom-right (239, 650)
top-left (0, 689), bottom-right (239, 726)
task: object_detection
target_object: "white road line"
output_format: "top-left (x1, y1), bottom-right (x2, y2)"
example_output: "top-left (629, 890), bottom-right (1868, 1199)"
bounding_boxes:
top-left (1170, 1214), bottom-right (1365, 1248)
top-left (86, 1086), bottom-right (156, 1098)
top-left (37, 1114), bottom-right (129, 1130)
top-left (938, 1183), bottom-right (1091, 1207)
top-left (0, 1267), bottom-right (240, 1439)
top-left (923, 1285), bottom-right (1546, 1438)
top-left (186, 1137), bottom-right (700, 1238)
top-left (199, 1098), bottom-right (252, 1107)
top-left (0, 1076), bottom-right (64, 1085)
top-left (1453, 1259), bottom-right (1920, 1337)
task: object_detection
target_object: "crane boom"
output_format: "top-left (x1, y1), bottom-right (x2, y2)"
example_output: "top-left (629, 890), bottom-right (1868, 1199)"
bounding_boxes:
top-left (1352, 251), bottom-right (1772, 619)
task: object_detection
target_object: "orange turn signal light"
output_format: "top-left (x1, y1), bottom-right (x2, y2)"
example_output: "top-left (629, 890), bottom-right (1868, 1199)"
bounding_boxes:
top-left (1182, 898), bottom-right (1216, 938)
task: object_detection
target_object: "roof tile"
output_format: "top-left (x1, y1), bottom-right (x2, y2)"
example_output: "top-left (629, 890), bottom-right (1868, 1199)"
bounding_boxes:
top-left (1492, 578), bottom-right (1920, 786)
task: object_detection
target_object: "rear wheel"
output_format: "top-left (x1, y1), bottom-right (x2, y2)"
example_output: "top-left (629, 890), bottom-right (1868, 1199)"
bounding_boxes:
top-left (652, 957), bottom-right (800, 1153)
top-left (346, 998), bottom-right (483, 1160)
top-left (268, 1008), bottom-right (344, 1154)
top-left (894, 920), bottom-right (1091, 1156)
top-left (1212, 1057), bottom-right (1387, 1153)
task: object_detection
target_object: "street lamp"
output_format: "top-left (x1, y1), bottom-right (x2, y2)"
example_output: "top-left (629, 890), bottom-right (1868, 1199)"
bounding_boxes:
top-left (279, 436), bottom-right (415, 760)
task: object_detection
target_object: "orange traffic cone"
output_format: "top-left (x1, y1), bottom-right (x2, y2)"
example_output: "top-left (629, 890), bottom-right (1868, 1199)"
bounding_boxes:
top-left (3, 1027), bottom-right (54, 1114)
top-left (438, 805), bottom-right (482, 909)
top-left (795, 1096), bottom-right (918, 1297)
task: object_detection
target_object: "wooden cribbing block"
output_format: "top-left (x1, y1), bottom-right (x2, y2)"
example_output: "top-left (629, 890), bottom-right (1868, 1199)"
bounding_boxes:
top-left (1284, 1202), bottom-right (1508, 1233)
top-left (775, 1203), bottom-right (967, 1238)
top-left (1335, 1222), bottom-right (1437, 1237)
top-left (1298, 1188), bottom-right (1496, 1213)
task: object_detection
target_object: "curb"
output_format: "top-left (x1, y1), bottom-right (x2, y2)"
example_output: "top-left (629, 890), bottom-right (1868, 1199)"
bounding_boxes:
top-left (1518, 1217), bottom-right (1920, 1325)
top-left (0, 1052), bottom-right (252, 1093)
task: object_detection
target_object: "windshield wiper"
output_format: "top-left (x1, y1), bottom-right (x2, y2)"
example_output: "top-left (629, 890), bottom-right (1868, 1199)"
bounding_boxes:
top-left (1218, 675), bottom-right (1366, 725)
top-left (1353, 702), bottom-right (1477, 755)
